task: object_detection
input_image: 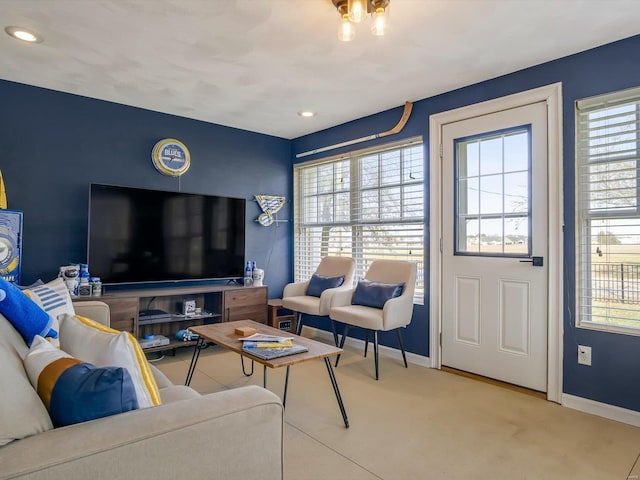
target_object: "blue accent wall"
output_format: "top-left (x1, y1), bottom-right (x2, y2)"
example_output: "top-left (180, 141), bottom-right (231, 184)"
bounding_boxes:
top-left (0, 80), bottom-right (292, 297)
top-left (292, 34), bottom-right (640, 411)
top-left (3, 33), bottom-right (640, 412)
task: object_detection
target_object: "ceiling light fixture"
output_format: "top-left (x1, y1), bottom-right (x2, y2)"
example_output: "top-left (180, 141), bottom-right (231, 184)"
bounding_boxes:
top-left (332, 0), bottom-right (389, 41)
top-left (4, 26), bottom-right (43, 43)
top-left (298, 111), bottom-right (315, 118)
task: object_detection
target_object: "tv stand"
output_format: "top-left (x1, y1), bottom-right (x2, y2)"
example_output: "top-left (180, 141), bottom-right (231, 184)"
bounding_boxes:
top-left (73, 285), bottom-right (267, 353)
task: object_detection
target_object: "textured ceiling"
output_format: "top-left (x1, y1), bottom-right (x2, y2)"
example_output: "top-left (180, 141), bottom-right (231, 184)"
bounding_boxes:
top-left (2, 0), bottom-right (640, 139)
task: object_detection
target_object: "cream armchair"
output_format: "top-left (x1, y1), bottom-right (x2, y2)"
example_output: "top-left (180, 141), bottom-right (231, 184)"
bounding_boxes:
top-left (330, 260), bottom-right (417, 380)
top-left (282, 256), bottom-right (355, 344)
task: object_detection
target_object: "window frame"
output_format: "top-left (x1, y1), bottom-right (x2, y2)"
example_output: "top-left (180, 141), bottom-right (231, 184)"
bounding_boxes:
top-left (575, 86), bottom-right (640, 336)
top-left (293, 137), bottom-right (425, 304)
top-left (453, 124), bottom-right (533, 258)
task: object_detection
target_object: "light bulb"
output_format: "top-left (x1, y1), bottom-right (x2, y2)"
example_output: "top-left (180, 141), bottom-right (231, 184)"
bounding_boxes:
top-left (338, 14), bottom-right (355, 42)
top-left (371, 7), bottom-right (388, 36)
top-left (5, 26), bottom-right (43, 43)
top-left (348, 0), bottom-right (368, 23)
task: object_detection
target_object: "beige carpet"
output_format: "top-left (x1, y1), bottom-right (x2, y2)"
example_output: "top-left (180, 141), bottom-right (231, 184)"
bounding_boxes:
top-left (152, 332), bottom-right (640, 480)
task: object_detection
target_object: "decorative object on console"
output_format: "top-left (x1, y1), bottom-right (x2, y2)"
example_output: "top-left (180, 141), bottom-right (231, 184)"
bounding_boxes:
top-left (253, 268), bottom-right (264, 287)
top-left (255, 194), bottom-right (286, 226)
top-left (151, 138), bottom-right (191, 177)
top-left (0, 277), bottom-right (56, 346)
top-left (176, 329), bottom-right (200, 341)
top-left (0, 209), bottom-right (22, 283)
top-left (182, 299), bottom-right (196, 316)
top-left (58, 264), bottom-right (80, 296)
top-left (59, 314), bottom-right (161, 408)
top-left (24, 335), bottom-right (139, 428)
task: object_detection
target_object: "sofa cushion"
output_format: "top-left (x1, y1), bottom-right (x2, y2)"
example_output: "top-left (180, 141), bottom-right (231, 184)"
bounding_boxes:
top-left (59, 314), bottom-right (161, 408)
top-left (24, 336), bottom-right (139, 427)
top-left (306, 274), bottom-right (345, 297)
top-left (0, 278), bottom-right (56, 346)
top-left (25, 277), bottom-right (76, 348)
top-left (351, 279), bottom-right (404, 309)
top-left (0, 314), bottom-right (53, 446)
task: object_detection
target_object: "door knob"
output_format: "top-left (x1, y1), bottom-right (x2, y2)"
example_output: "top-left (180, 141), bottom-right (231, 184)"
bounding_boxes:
top-left (519, 256), bottom-right (543, 267)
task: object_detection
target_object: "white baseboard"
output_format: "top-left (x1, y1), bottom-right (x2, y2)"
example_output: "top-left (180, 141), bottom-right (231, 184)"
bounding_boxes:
top-left (305, 326), bottom-right (431, 368)
top-left (562, 394), bottom-right (640, 427)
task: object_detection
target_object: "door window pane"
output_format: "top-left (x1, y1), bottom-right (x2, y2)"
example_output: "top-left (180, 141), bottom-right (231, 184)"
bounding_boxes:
top-left (455, 126), bottom-right (531, 256)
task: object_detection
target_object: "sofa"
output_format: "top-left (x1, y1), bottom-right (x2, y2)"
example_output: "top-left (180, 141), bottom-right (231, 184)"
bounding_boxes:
top-left (0, 300), bottom-right (284, 480)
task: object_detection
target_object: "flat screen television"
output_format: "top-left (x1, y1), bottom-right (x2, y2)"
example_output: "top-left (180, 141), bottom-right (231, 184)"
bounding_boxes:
top-left (88, 184), bottom-right (246, 285)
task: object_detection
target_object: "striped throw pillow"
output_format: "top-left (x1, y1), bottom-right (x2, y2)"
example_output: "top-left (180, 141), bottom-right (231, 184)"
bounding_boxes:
top-left (25, 278), bottom-right (75, 348)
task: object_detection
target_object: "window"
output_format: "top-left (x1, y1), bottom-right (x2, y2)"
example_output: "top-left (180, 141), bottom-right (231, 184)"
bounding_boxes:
top-left (576, 86), bottom-right (640, 334)
top-left (455, 126), bottom-right (531, 256)
top-left (293, 139), bottom-right (424, 304)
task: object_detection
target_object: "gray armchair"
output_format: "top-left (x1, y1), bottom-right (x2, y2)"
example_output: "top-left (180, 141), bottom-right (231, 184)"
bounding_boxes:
top-left (282, 256), bottom-right (355, 344)
top-left (330, 260), bottom-right (417, 380)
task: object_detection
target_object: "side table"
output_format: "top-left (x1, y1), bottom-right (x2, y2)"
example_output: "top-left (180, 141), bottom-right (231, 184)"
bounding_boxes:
top-left (267, 299), bottom-right (296, 333)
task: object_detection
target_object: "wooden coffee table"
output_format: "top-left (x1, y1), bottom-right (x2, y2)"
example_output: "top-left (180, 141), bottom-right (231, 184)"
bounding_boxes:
top-left (185, 319), bottom-right (349, 428)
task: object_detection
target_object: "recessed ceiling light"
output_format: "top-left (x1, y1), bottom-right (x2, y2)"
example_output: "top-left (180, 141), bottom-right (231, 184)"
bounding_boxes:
top-left (298, 111), bottom-right (315, 118)
top-left (5, 26), bottom-right (43, 43)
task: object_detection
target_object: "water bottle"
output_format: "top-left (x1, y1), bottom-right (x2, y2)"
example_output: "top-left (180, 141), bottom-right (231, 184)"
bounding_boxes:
top-left (244, 261), bottom-right (253, 287)
top-left (252, 261), bottom-right (257, 275)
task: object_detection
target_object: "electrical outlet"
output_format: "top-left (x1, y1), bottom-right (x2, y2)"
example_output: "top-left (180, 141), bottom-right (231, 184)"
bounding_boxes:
top-left (578, 345), bottom-right (592, 366)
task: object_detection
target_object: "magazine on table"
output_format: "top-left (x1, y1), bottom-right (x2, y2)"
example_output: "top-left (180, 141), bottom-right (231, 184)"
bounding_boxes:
top-left (239, 333), bottom-right (294, 343)
top-left (242, 343), bottom-right (308, 360)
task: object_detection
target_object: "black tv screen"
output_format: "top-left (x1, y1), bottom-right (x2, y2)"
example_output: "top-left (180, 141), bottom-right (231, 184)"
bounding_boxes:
top-left (88, 184), bottom-right (246, 284)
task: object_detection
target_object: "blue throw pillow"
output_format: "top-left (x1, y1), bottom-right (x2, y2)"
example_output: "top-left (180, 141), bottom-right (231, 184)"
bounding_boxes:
top-left (306, 274), bottom-right (345, 297)
top-left (351, 279), bottom-right (404, 309)
top-left (0, 277), bottom-right (56, 346)
top-left (24, 336), bottom-right (139, 428)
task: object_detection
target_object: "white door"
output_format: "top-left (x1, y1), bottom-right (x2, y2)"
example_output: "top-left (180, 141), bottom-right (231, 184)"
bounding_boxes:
top-left (441, 102), bottom-right (548, 392)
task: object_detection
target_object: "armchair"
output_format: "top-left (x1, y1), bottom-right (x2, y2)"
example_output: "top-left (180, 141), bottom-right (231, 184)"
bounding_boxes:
top-left (330, 260), bottom-right (417, 380)
top-left (282, 256), bottom-right (355, 344)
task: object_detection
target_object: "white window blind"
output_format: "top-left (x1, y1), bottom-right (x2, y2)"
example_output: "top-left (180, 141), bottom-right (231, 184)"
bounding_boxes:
top-left (293, 139), bottom-right (424, 304)
top-left (576, 86), bottom-right (640, 334)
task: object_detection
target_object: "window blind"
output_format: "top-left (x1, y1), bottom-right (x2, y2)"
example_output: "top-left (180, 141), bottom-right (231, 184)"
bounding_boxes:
top-left (576, 86), bottom-right (640, 333)
top-left (293, 139), bottom-right (425, 304)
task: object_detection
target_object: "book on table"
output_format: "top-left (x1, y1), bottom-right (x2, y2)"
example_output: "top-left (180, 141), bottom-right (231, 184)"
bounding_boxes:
top-left (241, 343), bottom-right (308, 360)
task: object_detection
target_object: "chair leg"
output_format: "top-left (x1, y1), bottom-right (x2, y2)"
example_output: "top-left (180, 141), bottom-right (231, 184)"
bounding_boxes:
top-left (396, 328), bottom-right (408, 368)
top-left (295, 312), bottom-right (303, 336)
top-left (330, 320), bottom-right (339, 347)
top-left (335, 324), bottom-right (349, 367)
top-left (364, 330), bottom-right (370, 358)
top-left (373, 330), bottom-right (379, 380)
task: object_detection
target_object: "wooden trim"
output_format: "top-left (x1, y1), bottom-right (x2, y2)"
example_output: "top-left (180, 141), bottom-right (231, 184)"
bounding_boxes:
top-left (442, 366), bottom-right (547, 400)
top-left (429, 83), bottom-right (564, 403)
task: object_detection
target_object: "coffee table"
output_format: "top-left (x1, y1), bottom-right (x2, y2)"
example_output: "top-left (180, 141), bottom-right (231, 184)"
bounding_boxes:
top-left (184, 319), bottom-right (349, 428)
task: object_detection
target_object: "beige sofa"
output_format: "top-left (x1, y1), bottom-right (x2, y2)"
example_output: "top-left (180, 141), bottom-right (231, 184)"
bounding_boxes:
top-left (0, 301), bottom-right (283, 480)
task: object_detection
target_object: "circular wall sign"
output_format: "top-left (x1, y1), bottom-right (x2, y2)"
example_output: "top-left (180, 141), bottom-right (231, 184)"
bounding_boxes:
top-left (151, 138), bottom-right (191, 176)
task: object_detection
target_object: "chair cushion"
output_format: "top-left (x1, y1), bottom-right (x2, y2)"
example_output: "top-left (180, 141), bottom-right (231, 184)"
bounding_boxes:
top-left (351, 279), bottom-right (404, 309)
top-left (306, 274), bottom-right (345, 297)
top-left (24, 336), bottom-right (139, 427)
top-left (59, 314), bottom-right (161, 408)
